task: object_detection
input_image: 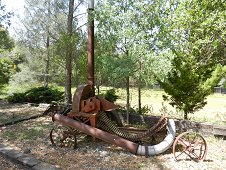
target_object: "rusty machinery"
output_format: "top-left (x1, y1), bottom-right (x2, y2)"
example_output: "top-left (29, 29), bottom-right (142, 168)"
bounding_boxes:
top-left (48, 84), bottom-right (208, 161)
top-left (48, 0), bottom-right (207, 162)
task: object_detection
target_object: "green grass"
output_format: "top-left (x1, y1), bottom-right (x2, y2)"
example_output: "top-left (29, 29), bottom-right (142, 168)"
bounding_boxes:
top-left (2, 84), bottom-right (226, 125)
top-left (97, 86), bottom-right (226, 125)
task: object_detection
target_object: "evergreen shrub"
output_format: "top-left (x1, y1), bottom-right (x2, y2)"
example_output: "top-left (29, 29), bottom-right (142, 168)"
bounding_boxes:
top-left (7, 86), bottom-right (63, 103)
top-left (102, 89), bottom-right (119, 102)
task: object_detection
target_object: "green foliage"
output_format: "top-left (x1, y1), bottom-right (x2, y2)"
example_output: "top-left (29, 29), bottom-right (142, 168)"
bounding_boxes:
top-left (223, 81), bottom-right (226, 89)
top-left (19, 0), bottom-right (86, 90)
top-left (7, 86), bottom-right (63, 103)
top-left (0, 84), bottom-right (7, 97)
top-left (0, 1), bottom-right (14, 52)
top-left (158, 54), bottom-right (225, 119)
top-left (101, 88), bottom-right (119, 103)
top-left (7, 64), bottom-right (39, 94)
top-left (167, 0), bottom-right (226, 65)
top-left (0, 27), bottom-right (14, 52)
top-left (0, 57), bottom-right (15, 84)
top-left (117, 104), bottom-right (153, 115)
top-left (6, 92), bottom-right (26, 103)
top-left (95, 0), bottom-right (172, 87)
top-left (157, 0), bottom-right (226, 120)
top-left (135, 105), bottom-right (153, 115)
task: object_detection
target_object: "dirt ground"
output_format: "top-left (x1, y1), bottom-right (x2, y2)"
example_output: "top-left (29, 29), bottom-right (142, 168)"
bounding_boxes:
top-left (0, 100), bottom-right (226, 170)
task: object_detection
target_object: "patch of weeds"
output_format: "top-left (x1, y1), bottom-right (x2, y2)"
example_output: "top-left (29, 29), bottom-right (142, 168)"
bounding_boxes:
top-left (134, 105), bottom-right (154, 115)
top-left (21, 128), bottom-right (41, 140)
top-left (3, 126), bottom-right (50, 141)
top-left (101, 88), bottom-right (119, 103)
top-left (217, 121), bottom-right (226, 126)
top-left (138, 163), bottom-right (145, 169)
top-left (119, 105), bottom-right (154, 115)
top-left (0, 113), bottom-right (9, 124)
top-left (3, 131), bottom-right (18, 140)
top-left (190, 116), bottom-right (208, 123)
top-left (159, 102), bottom-right (182, 119)
top-left (40, 123), bottom-right (54, 130)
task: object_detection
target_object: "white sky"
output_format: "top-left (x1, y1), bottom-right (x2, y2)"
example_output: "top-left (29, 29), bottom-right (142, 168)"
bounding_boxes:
top-left (2, 0), bottom-right (24, 10)
top-left (2, 0), bottom-right (88, 36)
top-left (2, 0), bottom-right (25, 36)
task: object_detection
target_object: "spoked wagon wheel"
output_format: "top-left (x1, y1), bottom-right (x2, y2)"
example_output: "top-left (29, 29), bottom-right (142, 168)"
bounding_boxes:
top-left (50, 124), bottom-right (77, 149)
top-left (172, 131), bottom-right (207, 162)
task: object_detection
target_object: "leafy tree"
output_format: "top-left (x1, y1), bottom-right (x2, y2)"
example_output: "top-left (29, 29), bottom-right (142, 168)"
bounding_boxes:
top-left (0, 57), bottom-right (15, 84)
top-left (0, 0), bottom-right (14, 94)
top-left (13, 0), bottom-right (86, 102)
top-left (158, 54), bottom-right (226, 119)
top-left (95, 0), bottom-right (173, 118)
top-left (0, 27), bottom-right (14, 52)
top-left (158, 0), bottom-right (226, 119)
top-left (168, 0), bottom-right (225, 64)
top-left (0, 0), bottom-right (14, 52)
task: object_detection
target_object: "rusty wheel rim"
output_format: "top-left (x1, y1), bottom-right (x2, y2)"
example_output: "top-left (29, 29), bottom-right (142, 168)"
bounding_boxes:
top-left (173, 131), bottom-right (207, 162)
top-left (50, 124), bottom-right (76, 148)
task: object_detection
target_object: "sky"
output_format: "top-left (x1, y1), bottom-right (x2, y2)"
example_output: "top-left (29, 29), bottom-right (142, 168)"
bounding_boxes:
top-left (2, 0), bottom-right (88, 36)
top-left (2, 0), bottom-right (25, 36)
top-left (2, 0), bottom-right (24, 10)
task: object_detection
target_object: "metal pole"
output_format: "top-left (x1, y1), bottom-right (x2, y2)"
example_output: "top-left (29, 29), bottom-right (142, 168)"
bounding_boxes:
top-left (88, 0), bottom-right (94, 96)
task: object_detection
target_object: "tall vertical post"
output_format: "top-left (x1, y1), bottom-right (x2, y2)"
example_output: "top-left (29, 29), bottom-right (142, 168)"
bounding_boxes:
top-left (88, 0), bottom-right (95, 96)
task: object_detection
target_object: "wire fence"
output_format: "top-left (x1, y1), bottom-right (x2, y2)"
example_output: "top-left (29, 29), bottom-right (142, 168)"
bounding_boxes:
top-left (214, 87), bottom-right (226, 94)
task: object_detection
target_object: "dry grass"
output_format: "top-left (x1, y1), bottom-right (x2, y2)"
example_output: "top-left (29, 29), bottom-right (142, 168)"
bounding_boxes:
top-left (112, 87), bottom-right (226, 125)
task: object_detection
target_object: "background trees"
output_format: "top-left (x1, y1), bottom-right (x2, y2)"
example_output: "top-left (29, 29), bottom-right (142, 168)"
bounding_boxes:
top-left (8, 0), bottom-right (86, 104)
top-left (1, 0), bottom-right (225, 120)
top-left (95, 0), bottom-right (174, 120)
top-left (0, 0), bottom-right (14, 93)
top-left (157, 0), bottom-right (226, 119)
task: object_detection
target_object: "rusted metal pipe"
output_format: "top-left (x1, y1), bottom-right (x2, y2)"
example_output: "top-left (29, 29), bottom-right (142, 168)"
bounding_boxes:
top-left (88, 0), bottom-right (95, 95)
top-left (52, 114), bottom-right (139, 154)
top-left (52, 114), bottom-right (176, 156)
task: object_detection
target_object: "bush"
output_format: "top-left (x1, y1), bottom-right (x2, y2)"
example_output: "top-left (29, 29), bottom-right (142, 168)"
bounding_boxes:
top-left (135, 105), bottom-right (153, 115)
top-left (7, 86), bottom-right (64, 103)
top-left (7, 92), bottom-right (26, 103)
top-left (0, 57), bottom-right (15, 85)
top-left (102, 89), bottom-right (119, 103)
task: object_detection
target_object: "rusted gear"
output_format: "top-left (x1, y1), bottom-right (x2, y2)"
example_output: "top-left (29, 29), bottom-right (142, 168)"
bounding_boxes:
top-left (50, 124), bottom-right (77, 149)
top-left (71, 84), bottom-right (94, 114)
top-left (172, 131), bottom-right (207, 162)
top-left (67, 84), bottom-right (118, 128)
top-left (70, 84), bottom-right (118, 115)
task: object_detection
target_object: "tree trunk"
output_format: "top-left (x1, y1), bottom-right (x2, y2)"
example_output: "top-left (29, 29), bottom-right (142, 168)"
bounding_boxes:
top-left (126, 76), bottom-right (130, 124)
top-left (97, 85), bottom-right (100, 95)
top-left (44, 36), bottom-right (50, 87)
top-left (138, 85), bottom-right (141, 114)
top-left (44, 0), bottom-right (51, 88)
top-left (138, 61), bottom-right (142, 114)
top-left (184, 111), bottom-right (188, 120)
top-left (65, 0), bottom-right (74, 104)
